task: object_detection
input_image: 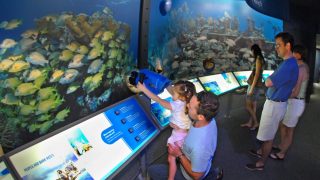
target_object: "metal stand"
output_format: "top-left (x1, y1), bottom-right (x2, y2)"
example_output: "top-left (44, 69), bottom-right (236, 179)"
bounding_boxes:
top-left (140, 152), bottom-right (148, 180)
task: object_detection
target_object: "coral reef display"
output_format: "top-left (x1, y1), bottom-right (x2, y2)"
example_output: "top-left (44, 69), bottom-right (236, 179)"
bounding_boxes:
top-left (0, 1), bottom-right (138, 151)
top-left (148, 0), bottom-right (283, 80)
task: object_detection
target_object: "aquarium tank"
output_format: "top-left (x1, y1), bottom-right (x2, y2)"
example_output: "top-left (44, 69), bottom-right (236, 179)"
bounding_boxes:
top-left (148, 0), bottom-right (283, 80)
top-left (0, 0), bottom-right (140, 151)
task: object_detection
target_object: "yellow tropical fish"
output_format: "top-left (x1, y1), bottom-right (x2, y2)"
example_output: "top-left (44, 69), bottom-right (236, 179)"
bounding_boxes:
top-left (8, 61), bottom-right (30, 73)
top-left (0, 59), bottom-right (14, 71)
top-left (15, 83), bottom-right (39, 96)
top-left (50, 69), bottom-right (64, 83)
top-left (3, 19), bottom-right (22, 30)
top-left (59, 49), bottom-right (73, 61)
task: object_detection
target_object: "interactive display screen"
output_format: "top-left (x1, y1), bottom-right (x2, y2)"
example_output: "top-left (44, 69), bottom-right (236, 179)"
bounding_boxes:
top-left (7, 97), bottom-right (158, 180)
top-left (188, 78), bottom-right (205, 93)
top-left (198, 72), bottom-right (240, 95)
top-left (0, 160), bottom-right (14, 180)
top-left (151, 78), bottom-right (203, 128)
top-left (263, 70), bottom-right (274, 81)
top-left (233, 71), bottom-right (252, 86)
top-left (151, 89), bottom-right (172, 128)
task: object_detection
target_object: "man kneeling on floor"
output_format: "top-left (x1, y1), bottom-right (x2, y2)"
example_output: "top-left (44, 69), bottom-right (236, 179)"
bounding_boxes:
top-left (148, 91), bottom-right (223, 179)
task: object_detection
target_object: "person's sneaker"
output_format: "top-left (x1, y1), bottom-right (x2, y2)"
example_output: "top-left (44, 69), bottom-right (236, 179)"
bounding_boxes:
top-left (248, 149), bottom-right (262, 158)
top-left (245, 163), bottom-right (264, 171)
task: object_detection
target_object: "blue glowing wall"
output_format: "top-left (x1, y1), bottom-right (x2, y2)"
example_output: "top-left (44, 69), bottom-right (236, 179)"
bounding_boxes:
top-left (0, 0), bottom-right (140, 151)
top-left (148, 0), bottom-right (283, 80)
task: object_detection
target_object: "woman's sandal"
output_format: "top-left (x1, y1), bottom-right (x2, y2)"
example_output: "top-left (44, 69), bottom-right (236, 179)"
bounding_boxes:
top-left (269, 153), bottom-right (285, 161)
top-left (240, 123), bottom-right (252, 128)
top-left (249, 125), bottom-right (259, 131)
top-left (245, 163), bottom-right (264, 171)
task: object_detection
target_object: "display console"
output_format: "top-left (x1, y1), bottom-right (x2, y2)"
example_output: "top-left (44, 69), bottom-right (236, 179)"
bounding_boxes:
top-left (233, 71), bottom-right (252, 86)
top-left (262, 70), bottom-right (274, 81)
top-left (0, 159), bottom-right (14, 180)
top-left (6, 97), bottom-right (158, 180)
top-left (198, 72), bottom-right (240, 95)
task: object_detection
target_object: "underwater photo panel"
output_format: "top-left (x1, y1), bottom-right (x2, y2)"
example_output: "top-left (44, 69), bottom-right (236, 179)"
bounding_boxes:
top-left (0, 0), bottom-right (141, 151)
top-left (148, 0), bottom-right (283, 80)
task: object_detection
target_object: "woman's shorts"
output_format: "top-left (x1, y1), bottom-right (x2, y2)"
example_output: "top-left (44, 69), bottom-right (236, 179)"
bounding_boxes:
top-left (246, 85), bottom-right (263, 101)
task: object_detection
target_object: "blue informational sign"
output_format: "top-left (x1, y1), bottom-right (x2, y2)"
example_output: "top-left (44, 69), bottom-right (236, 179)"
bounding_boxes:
top-left (102, 97), bottom-right (158, 150)
top-left (150, 89), bottom-right (172, 128)
top-left (233, 71), bottom-right (252, 86)
top-left (0, 160), bottom-right (14, 180)
top-left (198, 72), bottom-right (241, 95)
top-left (262, 70), bottom-right (274, 81)
top-left (7, 97), bottom-right (159, 180)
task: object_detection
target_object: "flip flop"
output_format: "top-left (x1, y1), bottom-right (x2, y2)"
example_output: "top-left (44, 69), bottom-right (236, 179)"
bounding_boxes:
top-left (250, 126), bottom-right (259, 131)
top-left (248, 149), bottom-right (262, 158)
top-left (245, 163), bottom-right (264, 171)
top-left (240, 123), bottom-right (251, 128)
top-left (269, 153), bottom-right (285, 161)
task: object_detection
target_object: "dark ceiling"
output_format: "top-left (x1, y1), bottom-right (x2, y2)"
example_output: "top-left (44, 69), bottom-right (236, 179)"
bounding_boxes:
top-left (289, 0), bottom-right (320, 46)
top-left (290, 0), bottom-right (319, 7)
top-left (289, 0), bottom-right (320, 20)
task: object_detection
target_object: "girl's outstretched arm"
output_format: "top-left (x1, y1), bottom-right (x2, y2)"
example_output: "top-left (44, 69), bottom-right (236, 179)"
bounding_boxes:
top-left (137, 82), bottom-right (172, 110)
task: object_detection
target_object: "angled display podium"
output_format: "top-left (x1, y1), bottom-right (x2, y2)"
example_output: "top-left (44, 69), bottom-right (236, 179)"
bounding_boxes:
top-left (0, 157), bottom-right (15, 180)
top-left (2, 71), bottom-right (263, 179)
top-left (198, 72), bottom-right (241, 96)
top-left (150, 88), bottom-right (172, 128)
top-left (233, 71), bottom-right (252, 87)
top-left (5, 96), bottom-right (159, 180)
top-left (262, 70), bottom-right (274, 81)
top-left (188, 78), bottom-right (205, 93)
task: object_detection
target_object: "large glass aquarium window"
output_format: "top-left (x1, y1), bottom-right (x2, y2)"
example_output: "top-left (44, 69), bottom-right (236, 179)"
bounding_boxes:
top-left (148, 0), bottom-right (283, 80)
top-left (0, 0), bottom-right (141, 151)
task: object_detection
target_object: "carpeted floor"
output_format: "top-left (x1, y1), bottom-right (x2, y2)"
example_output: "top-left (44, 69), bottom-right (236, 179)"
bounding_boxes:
top-left (148, 85), bottom-right (320, 180)
top-left (212, 84), bottom-right (320, 180)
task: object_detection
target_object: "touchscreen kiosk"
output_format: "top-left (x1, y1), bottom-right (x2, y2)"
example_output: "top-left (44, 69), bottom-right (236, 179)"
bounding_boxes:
top-left (0, 160), bottom-right (14, 180)
top-left (188, 78), bottom-right (205, 93)
top-left (233, 71), bottom-right (252, 86)
top-left (198, 72), bottom-right (240, 95)
top-left (262, 70), bottom-right (274, 81)
top-left (7, 97), bottom-right (158, 180)
top-left (150, 89), bottom-right (172, 128)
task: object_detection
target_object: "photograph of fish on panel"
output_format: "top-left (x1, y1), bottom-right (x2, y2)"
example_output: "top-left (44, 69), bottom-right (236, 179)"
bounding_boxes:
top-left (0, 0), bottom-right (141, 152)
top-left (148, 0), bottom-right (283, 80)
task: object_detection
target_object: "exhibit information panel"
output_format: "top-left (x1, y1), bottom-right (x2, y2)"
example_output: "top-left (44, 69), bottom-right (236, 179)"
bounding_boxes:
top-left (8, 97), bottom-right (158, 180)
top-left (0, 161), bottom-right (14, 180)
top-left (150, 79), bottom-right (205, 127)
top-left (188, 78), bottom-right (205, 93)
top-left (262, 70), bottom-right (274, 81)
top-left (233, 71), bottom-right (252, 86)
top-left (151, 89), bottom-right (172, 127)
top-left (198, 72), bottom-right (240, 95)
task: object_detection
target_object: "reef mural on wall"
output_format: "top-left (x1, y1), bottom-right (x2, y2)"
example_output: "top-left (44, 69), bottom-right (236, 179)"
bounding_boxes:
top-left (148, 0), bottom-right (283, 80)
top-left (0, 0), bottom-right (140, 151)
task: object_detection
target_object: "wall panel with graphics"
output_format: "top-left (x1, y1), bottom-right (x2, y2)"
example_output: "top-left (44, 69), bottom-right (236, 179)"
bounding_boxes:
top-left (0, 0), bottom-right (141, 152)
top-left (148, 0), bottom-right (283, 80)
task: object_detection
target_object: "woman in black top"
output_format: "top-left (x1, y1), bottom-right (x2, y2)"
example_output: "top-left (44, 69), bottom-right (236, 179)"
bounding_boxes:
top-left (241, 44), bottom-right (265, 130)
